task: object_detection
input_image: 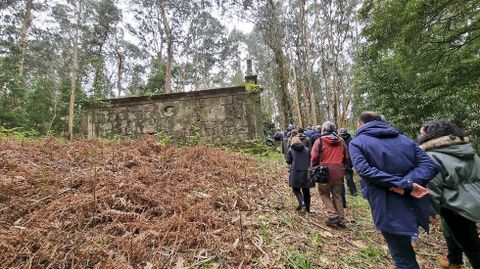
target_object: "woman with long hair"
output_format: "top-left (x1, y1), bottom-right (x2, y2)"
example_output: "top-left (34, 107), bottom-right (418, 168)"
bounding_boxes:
top-left (418, 120), bottom-right (480, 269)
top-left (286, 136), bottom-right (315, 212)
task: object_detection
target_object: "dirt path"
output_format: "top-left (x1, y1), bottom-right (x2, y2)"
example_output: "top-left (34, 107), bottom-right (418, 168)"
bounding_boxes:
top-left (249, 154), bottom-right (456, 269)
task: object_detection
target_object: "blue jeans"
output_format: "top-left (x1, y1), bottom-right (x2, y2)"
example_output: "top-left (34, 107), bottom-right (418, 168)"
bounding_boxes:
top-left (381, 232), bottom-right (420, 269)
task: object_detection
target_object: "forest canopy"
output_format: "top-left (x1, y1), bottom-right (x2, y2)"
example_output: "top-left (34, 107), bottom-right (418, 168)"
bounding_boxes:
top-left (0, 0), bottom-right (478, 146)
top-left (355, 0), bottom-right (480, 145)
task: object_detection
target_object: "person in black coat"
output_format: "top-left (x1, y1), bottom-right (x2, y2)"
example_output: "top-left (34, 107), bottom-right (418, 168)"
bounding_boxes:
top-left (286, 136), bottom-right (315, 212)
top-left (339, 128), bottom-right (358, 196)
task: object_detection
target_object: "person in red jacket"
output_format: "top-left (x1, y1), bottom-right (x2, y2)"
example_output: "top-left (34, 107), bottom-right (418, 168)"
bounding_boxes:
top-left (310, 121), bottom-right (348, 228)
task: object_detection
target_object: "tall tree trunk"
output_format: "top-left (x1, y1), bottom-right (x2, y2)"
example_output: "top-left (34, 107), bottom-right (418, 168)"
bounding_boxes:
top-left (320, 47), bottom-right (332, 120)
top-left (332, 58), bottom-right (339, 126)
top-left (274, 47), bottom-right (292, 127)
top-left (298, 0), bottom-right (313, 126)
top-left (300, 0), bottom-right (318, 125)
top-left (291, 68), bottom-right (303, 126)
top-left (18, 0), bottom-right (33, 79)
top-left (160, 4), bottom-right (173, 94)
top-left (116, 50), bottom-right (123, 97)
top-left (68, 0), bottom-right (82, 140)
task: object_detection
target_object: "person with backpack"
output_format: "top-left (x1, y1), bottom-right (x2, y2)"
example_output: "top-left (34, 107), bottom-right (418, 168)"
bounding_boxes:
top-left (310, 121), bottom-right (348, 228)
top-left (418, 120), bottom-right (480, 269)
top-left (286, 136), bottom-right (315, 212)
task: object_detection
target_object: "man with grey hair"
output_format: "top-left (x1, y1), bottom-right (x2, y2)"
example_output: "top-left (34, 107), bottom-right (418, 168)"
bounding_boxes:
top-left (310, 121), bottom-right (348, 228)
top-left (310, 125), bottom-right (323, 146)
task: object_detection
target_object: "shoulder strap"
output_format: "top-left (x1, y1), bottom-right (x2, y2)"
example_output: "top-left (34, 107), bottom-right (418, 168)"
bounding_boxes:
top-left (316, 136), bottom-right (323, 163)
top-left (337, 135), bottom-right (348, 162)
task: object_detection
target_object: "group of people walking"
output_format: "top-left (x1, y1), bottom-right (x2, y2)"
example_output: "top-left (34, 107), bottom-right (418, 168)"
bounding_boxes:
top-left (277, 111), bottom-right (480, 269)
top-left (278, 121), bottom-right (356, 228)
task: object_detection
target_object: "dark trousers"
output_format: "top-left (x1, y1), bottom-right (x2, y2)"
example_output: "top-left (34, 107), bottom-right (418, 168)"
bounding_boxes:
top-left (441, 216), bottom-right (464, 265)
top-left (381, 232), bottom-right (420, 269)
top-left (341, 170), bottom-right (357, 208)
top-left (292, 188), bottom-right (311, 210)
top-left (441, 207), bottom-right (480, 268)
top-left (345, 169), bottom-right (357, 195)
top-left (341, 182), bottom-right (347, 208)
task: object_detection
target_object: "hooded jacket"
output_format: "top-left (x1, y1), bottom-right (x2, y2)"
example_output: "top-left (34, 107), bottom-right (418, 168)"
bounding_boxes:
top-left (298, 133), bottom-right (312, 150)
top-left (304, 128), bottom-right (315, 138)
top-left (310, 133), bottom-right (347, 181)
top-left (339, 131), bottom-right (353, 168)
top-left (421, 136), bottom-right (480, 222)
top-left (339, 131), bottom-right (352, 145)
top-left (310, 134), bottom-right (346, 165)
top-left (349, 121), bottom-right (439, 236)
top-left (286, 142), bottom-right (315, 188)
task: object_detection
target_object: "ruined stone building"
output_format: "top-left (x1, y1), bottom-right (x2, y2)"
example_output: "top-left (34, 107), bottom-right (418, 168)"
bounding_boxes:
top-left (80, 85), bottom-right (263, 143)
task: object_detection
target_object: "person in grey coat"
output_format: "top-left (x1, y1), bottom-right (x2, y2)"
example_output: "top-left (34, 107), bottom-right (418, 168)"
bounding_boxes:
top-left (286, 136), bottom-right (315, 212)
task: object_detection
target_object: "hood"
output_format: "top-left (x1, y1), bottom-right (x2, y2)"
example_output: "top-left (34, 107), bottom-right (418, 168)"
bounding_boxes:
top-left (356, 121), bottom-right (400, 138)
top-left (323, 134), bottom-right (342, 146)
top-left (421, 136), bottom-right (475, 159)
top-left (339, 132), bottom-right (351, 141)
top-left (291, 142), bottom-right (305, 151)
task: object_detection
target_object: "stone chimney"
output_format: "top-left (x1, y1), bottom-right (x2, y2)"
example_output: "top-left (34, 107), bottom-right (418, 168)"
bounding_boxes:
top-left (244, 59), bottom-right (257, 84)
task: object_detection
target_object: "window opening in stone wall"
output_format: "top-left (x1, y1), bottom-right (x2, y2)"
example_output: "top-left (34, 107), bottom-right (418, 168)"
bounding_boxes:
top-left (164, 106), bottom-right (176, 117)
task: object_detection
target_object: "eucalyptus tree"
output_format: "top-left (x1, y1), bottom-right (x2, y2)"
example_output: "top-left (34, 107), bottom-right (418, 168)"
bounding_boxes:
top-left (68, 0), bottom-right (83, 140)
top-left (0, 0), bottom-right (52, 128)
top-left (180, 9), bottom-right (232, 91)
top-left (256, 0), bottom-right (293, 128)
top-left (244, 29), bottom-right (282, 126)
top-left (83, 0), bottom-right (121, 98)
top-left (129, 0), bottom-right (199, 93)
top-left (310, 0), bottom-right (359, 128)
top-left (356, 0), bottom-right (480, 145)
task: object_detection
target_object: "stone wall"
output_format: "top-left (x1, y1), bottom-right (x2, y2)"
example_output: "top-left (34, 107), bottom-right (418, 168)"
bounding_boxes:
top-left (80, 86), bottom-right (264, 142)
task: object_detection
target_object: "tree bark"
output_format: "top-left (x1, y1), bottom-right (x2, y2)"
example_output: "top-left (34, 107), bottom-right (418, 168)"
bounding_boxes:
top-left (291, 68), bottom-right (303, 126)
top-left (160, 4), bottom-right (173, 94)
top-left (116, 50), bottom-right (124, 97)
top-left (263, 0), bottom-right (292, 127)
top-left (18, 0), bottom-right (34, 79)
top-left (298, 0), bottom-right (313, 126)
top-left (274, 46), bottom-right (292, 127)
top-left (300, 0), bottom-right (318, 125)
top-left (68, 0), bottom-right (82, 140)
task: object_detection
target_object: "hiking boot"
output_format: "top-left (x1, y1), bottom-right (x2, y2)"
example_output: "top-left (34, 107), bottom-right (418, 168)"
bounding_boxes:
top-left (295, 204), bottom-right (302, 211)
top-left (305, 200), bottom-right (311, 213)
top-left (325, 217), bottom-right (340, 226)
top-left (439, 256), bottom-right (462, 269)
top-left (336, 221), bottom-right (347, 229)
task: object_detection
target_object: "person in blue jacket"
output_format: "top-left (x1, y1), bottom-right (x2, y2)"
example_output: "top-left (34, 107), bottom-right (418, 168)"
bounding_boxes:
top-left (349, 111), bottom-right (439, 269)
